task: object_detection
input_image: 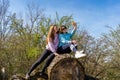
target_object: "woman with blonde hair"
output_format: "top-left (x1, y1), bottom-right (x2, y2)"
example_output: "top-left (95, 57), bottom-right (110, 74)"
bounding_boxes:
top-left (26, 25), bottom-right (59, 79)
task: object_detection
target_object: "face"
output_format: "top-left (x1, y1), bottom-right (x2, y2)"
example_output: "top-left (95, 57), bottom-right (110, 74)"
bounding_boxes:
top-left (53, 26), bottom-right (58, 33)
top-left (61, 26), bottom-right (67, 33)
top-left (62, 28), bottom-right (67, 33)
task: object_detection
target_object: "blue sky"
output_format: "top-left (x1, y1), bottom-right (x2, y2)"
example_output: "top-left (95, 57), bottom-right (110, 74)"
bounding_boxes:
top-left (9, 0), bottom-right (120, 38)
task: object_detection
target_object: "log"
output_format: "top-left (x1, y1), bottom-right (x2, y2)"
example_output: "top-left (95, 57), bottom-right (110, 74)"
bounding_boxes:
top-left (9, 72), bottom-right (46, 80)
top-left (48, 54), bottom-right (85, 80)
top-left (9, 54), bottom-right (99, 80)
top-left (10, 54), bottom-right (86, 80)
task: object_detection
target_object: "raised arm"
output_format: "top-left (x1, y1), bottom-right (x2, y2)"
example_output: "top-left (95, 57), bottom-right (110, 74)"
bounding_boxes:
top-left (70, 21), bottom-right (77, 37)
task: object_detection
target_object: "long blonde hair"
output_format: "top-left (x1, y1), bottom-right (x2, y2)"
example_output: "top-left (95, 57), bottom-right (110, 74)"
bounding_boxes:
top-left (46, 25), bottom-right (57, 44)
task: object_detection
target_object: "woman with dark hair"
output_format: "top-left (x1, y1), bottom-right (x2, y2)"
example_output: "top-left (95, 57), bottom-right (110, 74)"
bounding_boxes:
top-left (26, 25), bottom-right (60, 79)
top-left (57, 21), bottom-right (86, 58)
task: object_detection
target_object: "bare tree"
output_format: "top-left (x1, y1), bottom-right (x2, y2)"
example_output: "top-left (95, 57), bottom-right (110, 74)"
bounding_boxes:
top-left (0, 0), bottom-right (10, 41)
top-left (26, 3), bottom-right (45, 34)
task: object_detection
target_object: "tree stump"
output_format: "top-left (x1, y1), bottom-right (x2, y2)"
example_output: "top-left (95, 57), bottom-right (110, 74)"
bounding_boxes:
top-left (48, 54), bottom-right (85, 80)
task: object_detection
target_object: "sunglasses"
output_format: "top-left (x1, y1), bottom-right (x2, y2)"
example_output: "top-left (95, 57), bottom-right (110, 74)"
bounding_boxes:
top-left (62, 28), bottom-right (67, 30)
top-left (61, 26), bottom-right (67, 30)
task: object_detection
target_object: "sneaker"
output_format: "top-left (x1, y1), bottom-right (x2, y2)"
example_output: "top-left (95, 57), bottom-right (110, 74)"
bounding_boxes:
top-left (75, 50), bottom-right (86, 58)
top-left (25, 74), bottom-right (30, 79)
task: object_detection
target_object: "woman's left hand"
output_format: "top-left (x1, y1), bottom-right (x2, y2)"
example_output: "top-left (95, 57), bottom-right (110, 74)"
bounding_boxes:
top-left (71, 40), bottom-right (77, 44)
top-left (54, 52), bottom-right (60, 56)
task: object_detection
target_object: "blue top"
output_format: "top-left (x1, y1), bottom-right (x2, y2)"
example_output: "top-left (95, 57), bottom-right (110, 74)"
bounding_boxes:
top-left (58, 28), bottom-right (76, 47)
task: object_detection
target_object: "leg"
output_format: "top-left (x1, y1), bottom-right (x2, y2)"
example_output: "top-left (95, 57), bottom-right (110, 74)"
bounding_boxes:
top-left (70, 44), bottom-right (78, 52)
top-left (41, 53), bottom-right (55, 73)
top-left (57, 43), bottom-right (72, 54)
top-left (39, 54), bottom-right (55, 79)
top-left (27, 50), bottom-right (52, 75)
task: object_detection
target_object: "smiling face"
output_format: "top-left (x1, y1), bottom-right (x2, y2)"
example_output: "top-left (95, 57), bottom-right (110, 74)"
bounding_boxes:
top-left (53, 25), bottom-right (58, 33)
top-left (62, 27), bottom-right (67, 33)
top-left (60, 25), bottom-right (67, 33)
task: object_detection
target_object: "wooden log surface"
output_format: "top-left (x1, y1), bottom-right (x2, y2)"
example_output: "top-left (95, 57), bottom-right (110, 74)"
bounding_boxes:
top-left (9, 54), bottom-right (86, 80)
top-left (48, 54), bottom-right (85, 80)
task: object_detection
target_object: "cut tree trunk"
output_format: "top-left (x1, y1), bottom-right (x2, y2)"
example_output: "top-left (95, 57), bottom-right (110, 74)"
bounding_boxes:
top-left (48, 54), bottom-right (85, 80)
top-left (10, 54), bottom-right (86, 80)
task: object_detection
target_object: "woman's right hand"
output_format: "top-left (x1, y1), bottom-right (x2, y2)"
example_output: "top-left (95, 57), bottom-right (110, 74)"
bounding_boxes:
top-left (71, 21), bottom-right (77, 27)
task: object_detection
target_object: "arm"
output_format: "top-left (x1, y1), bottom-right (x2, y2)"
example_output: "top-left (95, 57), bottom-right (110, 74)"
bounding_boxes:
top-left (61, 38), bottom-right (71, 44)
top-left (48, 41), bottom-right (56, 53)
top-left (59, 34), bottom-right (72, 44)
top-left (70, 21), bottom-right (77, 37)
top-left (48, 38), bottom-right (60, 56)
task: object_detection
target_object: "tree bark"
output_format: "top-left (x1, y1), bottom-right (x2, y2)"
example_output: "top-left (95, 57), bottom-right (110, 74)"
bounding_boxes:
top-left (48, 54), bottom-right (85, 80)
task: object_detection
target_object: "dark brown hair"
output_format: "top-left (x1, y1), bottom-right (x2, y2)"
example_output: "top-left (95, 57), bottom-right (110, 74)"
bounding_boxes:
top-left (59, 25), bottom-right (67, 33)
